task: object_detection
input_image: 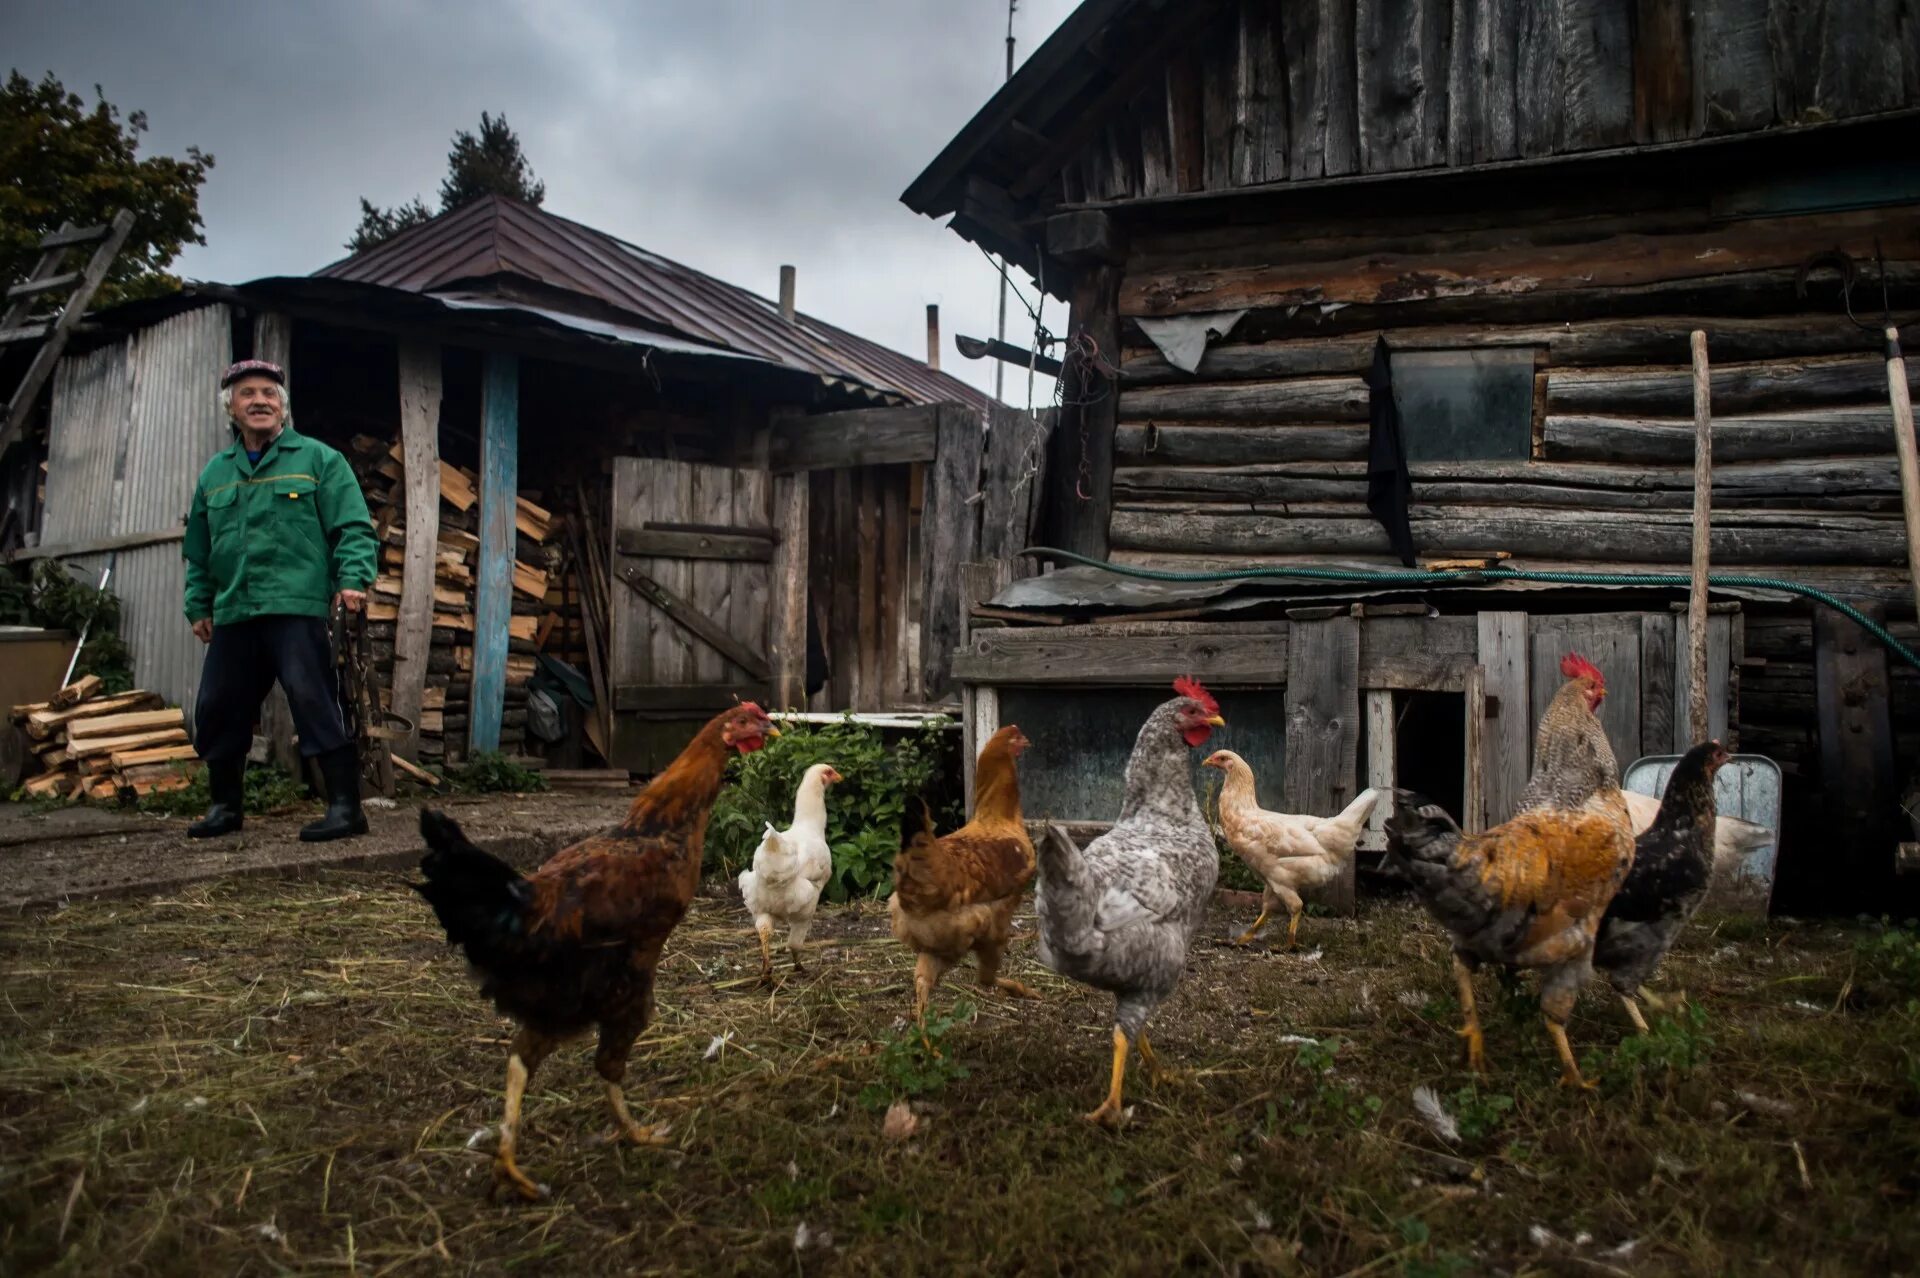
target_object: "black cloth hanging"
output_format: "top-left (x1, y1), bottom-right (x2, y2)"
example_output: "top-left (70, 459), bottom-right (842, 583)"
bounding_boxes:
top-left (1364, 336), bottom-right (1417, 566)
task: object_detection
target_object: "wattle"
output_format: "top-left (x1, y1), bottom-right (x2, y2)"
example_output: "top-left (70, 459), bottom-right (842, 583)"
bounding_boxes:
top-left (734, 736), bottom-right (767, 754)
top-left (1182, 726), bottom-right (1213, 747)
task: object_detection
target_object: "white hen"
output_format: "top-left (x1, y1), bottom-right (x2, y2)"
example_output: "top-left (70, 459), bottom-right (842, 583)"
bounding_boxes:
top-left (1203, 749), bottom-right (1381, 949)
top-left (738, 762), bottom-right (841, 980)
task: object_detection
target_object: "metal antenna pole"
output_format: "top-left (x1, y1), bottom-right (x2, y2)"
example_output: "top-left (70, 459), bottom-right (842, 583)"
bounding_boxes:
top-left (992, 0), bottom-right (1017, 402)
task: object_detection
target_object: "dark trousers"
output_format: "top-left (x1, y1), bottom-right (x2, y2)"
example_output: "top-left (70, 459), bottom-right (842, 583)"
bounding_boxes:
top-left (194, 616), bottom-right (349, 764)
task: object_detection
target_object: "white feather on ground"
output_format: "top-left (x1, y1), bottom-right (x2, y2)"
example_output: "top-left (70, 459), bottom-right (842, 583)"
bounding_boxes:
top-left (1412, 1085), bottom-right (1459, 1144)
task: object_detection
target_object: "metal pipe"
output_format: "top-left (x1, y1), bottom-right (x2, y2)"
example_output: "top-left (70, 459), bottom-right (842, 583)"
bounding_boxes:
top-left (926, 304), bottom-right (941, 370)
top-left (779, 265), bottom-right (796, 323)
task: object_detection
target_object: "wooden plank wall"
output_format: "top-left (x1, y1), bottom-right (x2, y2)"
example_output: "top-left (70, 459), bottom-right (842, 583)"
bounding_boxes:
top-left (807, 463), bottom-right (918, 712)
top-left (1058, 0), bottom-right (1917, 203)
top-left (1282, 617), bottom-right (1361, 912)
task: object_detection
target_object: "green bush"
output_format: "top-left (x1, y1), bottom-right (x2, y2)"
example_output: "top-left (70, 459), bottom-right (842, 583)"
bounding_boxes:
top-left (449, 751), bottom-right (548, 794)
top-left (0, 561), bottom-right (135, 692)
top-left (706, 716), bottom-right (959, 901)
top-left (137, 764), bottom-right (311, 817)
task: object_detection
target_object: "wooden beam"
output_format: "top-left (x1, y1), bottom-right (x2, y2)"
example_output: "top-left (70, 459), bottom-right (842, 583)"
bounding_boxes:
top-left (615, 565), bottom-right (772, 681)
top-left (614, 527), bottom-right (774, 562)
top-left (614, 682), bottom-right (771, 713)
top-left (919, 405), bottom-right (984, 703)
top-left (1045, 264), bottom-right (1119, 562)
top-left (391, 342), bottom-right (442, 763)
top-left (470, 353), bottom-right (518, 754)
top-left (772, 403), bottom-right (942, 471)
top-left (9, 526), bottom-right (183, 562)
top-left (769, 457), bottom-right (809, 710)
top-left (1045, 210), bottom-right (1125, 265)
top-left (1284, 618), bottom-right (1361, 914)
top-left (1476, 612), bottom-right (1529, 829)
top-left (1359, 689), bottom-right (1394, 851)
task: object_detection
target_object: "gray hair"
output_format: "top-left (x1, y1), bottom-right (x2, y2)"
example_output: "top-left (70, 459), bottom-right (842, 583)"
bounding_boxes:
top-left (220, 380), bottom-right (292, 422)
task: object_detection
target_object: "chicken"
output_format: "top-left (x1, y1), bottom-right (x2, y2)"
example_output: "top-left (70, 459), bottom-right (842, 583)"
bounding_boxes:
top-left (738, 762), bottom-right (842, 981)
top-left (1622, 788), bottom-right (1770, 886)
top-left (411, 702), bottom-right (776, 1200)
top-left (1034, 677), bottom-right (1225, 1127)
top-left (1594, 739), bottom-right (1728, 1032)
top-left (1385, 653), bottom-right (1634, 1087)
top-left (1204, 747), bottom-right (1381, 949)
top-left (888, 724), bottom-right (1040, 1031)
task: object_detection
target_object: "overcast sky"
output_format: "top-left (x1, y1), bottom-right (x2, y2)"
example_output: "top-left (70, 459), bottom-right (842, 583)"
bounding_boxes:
top-left (7, 0), bottom-right (1076, 405)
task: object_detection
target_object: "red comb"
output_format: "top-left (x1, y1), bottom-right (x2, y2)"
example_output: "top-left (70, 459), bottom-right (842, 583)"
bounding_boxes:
top-left (1559, 652), bottom-right (1604, 686)
top-left (1172, 675), bottom-right (1219, 716)
top-left (738, 700), bottom-right (766, 716)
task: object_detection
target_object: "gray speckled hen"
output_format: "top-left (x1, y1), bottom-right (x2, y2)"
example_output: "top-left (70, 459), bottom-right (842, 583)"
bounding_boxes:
top-left (1594, 739), bottom-right (1727, 1032)
top-left (1035, 678), bottom-right (1224, 1127)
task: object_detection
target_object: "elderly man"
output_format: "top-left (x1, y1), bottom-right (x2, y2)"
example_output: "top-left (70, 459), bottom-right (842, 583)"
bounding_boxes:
top-left (182, 359), bottom-right (377, 841)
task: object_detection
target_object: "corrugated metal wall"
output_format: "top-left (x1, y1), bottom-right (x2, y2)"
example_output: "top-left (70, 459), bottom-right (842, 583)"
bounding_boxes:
top-left (42, 304), bottom-right (231, 711)
top-left (116, 306), bottom-right (232, 709)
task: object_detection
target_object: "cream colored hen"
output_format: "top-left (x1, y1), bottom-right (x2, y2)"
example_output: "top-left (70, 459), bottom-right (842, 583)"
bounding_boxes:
top-left (1203, 749), bottom-right (1382, 949)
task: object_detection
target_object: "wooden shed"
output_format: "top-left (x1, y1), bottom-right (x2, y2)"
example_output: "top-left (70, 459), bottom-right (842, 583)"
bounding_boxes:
top-left (904, 0), bottom-right (1920, 911)
top-left (5, 198), bottom-right (1043, 775)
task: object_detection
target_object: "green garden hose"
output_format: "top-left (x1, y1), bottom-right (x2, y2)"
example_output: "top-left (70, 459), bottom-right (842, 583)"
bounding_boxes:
top-left (1017, 546), bottom-right (1920, 673)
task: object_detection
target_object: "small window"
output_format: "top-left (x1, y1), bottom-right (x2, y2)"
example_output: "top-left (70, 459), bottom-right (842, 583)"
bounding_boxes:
top-left (1390, 348), bottom-right (1537, 463)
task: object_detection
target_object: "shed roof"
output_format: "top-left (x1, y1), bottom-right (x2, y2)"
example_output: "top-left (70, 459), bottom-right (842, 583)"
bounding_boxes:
top-left (316, 195), bottom-right (989, 411)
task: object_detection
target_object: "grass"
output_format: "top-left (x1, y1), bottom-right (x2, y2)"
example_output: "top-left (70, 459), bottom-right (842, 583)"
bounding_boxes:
top-left (1, 881), bottom-right (1918, 1275)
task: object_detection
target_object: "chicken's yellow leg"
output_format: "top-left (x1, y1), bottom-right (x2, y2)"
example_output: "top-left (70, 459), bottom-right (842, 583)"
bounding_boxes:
top-left (1547, 1019), bottom-right (1594, 1089)
top-left (492, 1053), bottom-right (545, 1202)
top-left (1232, 909), bottom-right (1271, 946)
top-left (1619, 994), bottom-right (1651, 1035)
top-left (1453, 955), bottom-right (1487, 1074)
top-left (754, 921), bottom-right (774, 983)
top-left (1285, 907), bottom-right (1302, 950)
top-left (1084, 1028), bottom-right (1130, 1127)
top-left (604, 1082), bottom-right (672, 1147)
top-left (1137, 1031), bottom-right (1188, 1089)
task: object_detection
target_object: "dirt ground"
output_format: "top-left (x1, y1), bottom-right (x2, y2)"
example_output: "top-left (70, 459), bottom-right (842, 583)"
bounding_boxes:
top-left (3, 865), bottom-right (1917, 1276)
top-left (0, 792), bottom-right (631, 910)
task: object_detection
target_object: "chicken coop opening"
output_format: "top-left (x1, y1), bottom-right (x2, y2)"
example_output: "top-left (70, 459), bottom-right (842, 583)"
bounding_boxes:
top-left (1391, 691), bottom-right (1467, 824)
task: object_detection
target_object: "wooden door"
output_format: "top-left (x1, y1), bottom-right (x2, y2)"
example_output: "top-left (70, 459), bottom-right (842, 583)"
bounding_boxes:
top-left (609, 458), bottom-right (771, 771)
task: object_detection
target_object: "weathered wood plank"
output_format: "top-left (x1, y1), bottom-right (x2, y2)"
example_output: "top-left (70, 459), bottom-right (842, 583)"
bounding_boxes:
top-left (1107, 506), bottom-right (1908, 565)
top-left (1120, 208), bottom-right (1920, 317)
top-left (1640, 612), bottom-right (1677, 755)
top-left (1463, 663), bottom-right (1487, 835)
top-left (1357, 0), bottom-right (1449, 172)
top-left (1813, 604), bottom-right (1900, 893)
top-left (1697, 0), bottom-right (1774, 133)
top-left (1544, 405), bottom-right (1903, 463)
top-left (1231, 0), bottom-right (1288, 185)
top-left (1284, 618), bottom-right (1361, 913)
top-left (830, 466), bottom-right (857, 709)
top-left (1447, 0), bottom-right (1520, 165)
top-left (1558, 0), bottom-right (1635, 150)
top-left (391, 342), bottom-right (442, 763)
top-left (1119, 377), bottom-right (1371, 422)
top-left (1547, 356), bottom-right (1918, 416)
top-left (1633, 0), bottom-right (1695, 143)
top-left (1168, 49), bottom-right (1207, 193)
top-left (1673, 611), bottom-right (1733, 748)
top-left (1360, 689), bottom-right (1395, 851)
top-left (978, 404), bottom-right (1046, 565)
top-left (856, 467), bottom-right (882, 710)
top-left (1476, 612), bottom-right (1530, 827)
top-left (954, 631), bottom-right (1290, 686)
top-left (1116, 423), bottom-right (1367, 465)
top-left (1046, 265), bottom-right (1120, 562)
top-left (772, 404), bottom-right (939, 470)
top-left (1198, 7), bottom-right (1239, 190)
top-left (1772, 0), bottom-right (1907, 124)
top-left (614, 683), bottom-right (770, 714)
top-left (614, 565), bottom-right (772, 682)
top-left (1136, 75), bottom-right (1178, 199)
top-left (1513, 0), bottom-right (1563, 158)
top-left (1281, 0), bottom-right (1359, 180)
top-left (769, 468), bottom-right (808, 709)
top-left (920, 405), bottom-right (984, 703)
top-left (688, 464), bottom-right (733, 686)
top-left (613, 528), bottom-right (774, 562)
top-left (1529, 614), bottom-right (1641, 769)
top-left (469, 354), bottom-right (517, 755)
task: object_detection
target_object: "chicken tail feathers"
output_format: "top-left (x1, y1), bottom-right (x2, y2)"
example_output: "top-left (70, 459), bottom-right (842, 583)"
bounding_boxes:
top-left (1324, 787), bottom-right (1385, 844)
top-left (1383, 789), bottom-right (1461, 867)
top-left (412, 808), bottom-right (531, 959)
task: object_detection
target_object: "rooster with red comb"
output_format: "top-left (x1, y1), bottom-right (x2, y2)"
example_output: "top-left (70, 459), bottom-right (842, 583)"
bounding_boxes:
top-left (1386, 651), bottom-right (1635, 1087)
top-left (1034, 677), bottom-right (1227, 1125)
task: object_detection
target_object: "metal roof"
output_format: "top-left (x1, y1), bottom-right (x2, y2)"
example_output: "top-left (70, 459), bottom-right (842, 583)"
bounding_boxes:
top-left (315, 196), bottom-right (990, 411)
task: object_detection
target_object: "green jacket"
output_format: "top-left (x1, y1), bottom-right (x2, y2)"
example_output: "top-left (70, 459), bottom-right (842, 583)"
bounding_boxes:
top-left (183, 425), bottom-right (377, 625)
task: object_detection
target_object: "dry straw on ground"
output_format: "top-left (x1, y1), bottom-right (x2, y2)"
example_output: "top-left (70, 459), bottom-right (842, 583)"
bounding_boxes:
top-left (2, 874), bottom-right (1917, 1274)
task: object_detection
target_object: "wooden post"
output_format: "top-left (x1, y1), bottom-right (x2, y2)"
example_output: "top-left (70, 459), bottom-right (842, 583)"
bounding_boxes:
top-left (1882, 326), bottom-right (1920, 622)
top-left (1045, 264), bottom-right (1120, 561)
top-left (1475, 612), bottom-right (1529, 828)
top-left (959, 560), bottom-right (1011, 814)
top-left (470, 354), bottom-right (517, 755)
top-left (769, 474), bottom-right (809, 709)
top-left (251, 313), bottom-right (302, 778)
top-left (1360, 689), bottom-right (1394, 851)
top-left (391, 343), bottom-right (442, 762)
top-left (919, 405), bottom-right (983, 704)
top-left (1284, 617), bottom-right (1361, 914)
top-left (1687, 329), bottom-right (1712, 745)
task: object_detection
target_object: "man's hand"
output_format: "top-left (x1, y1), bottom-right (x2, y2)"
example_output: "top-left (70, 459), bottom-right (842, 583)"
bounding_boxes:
top-left (191, 618), bottom-right (213, 644)
top-left (334, 589), bottom-right (367, 614)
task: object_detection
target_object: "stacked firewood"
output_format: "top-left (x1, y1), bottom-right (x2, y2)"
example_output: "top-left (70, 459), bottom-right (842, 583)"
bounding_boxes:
top-left (12, 674), bottom-right (198, 800)
top-left (346, 437), bottom-right (561, 766)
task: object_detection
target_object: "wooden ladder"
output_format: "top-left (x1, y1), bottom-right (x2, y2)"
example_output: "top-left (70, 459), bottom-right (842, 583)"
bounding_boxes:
top-left (0, 209), bottom-right (138, 454)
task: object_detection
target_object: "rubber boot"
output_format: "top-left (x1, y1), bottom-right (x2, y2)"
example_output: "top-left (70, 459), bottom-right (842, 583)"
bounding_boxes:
top-left (188, 758), bottom-right (246, 839)
top-left (300, 747), bottom-right (369, 842)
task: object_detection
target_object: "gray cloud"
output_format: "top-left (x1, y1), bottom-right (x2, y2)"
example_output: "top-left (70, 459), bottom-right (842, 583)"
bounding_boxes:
top-left (6, 0), bottom-right (1076, 403)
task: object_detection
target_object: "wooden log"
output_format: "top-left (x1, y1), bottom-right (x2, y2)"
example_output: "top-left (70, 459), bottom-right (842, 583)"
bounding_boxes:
top-left (1123, 209), bottom-right (1920, 317)
top-left (1542, 406), bottom-right (1900, 463)
top-left (1107, 506), bottom-right (1907, 565)
top-left (48, 674), bottom-right (102, 710)
top-left (1119, 377), bottom-right (1370, 423)
top-left (109, 743), bottom-right (200, 769)
top-left (64, 727), bottom-right (191, 760)
top-left (1284, 618), bottom-right (1360, 913)
top-left (1116, 423), bottom-right (1366, 466)
top-left (63, 707), bottom-right (183, 740)
top-left (26, 691), bottom-right (161, 739)
top-left (1548, 356), bottom-right (1919, 416)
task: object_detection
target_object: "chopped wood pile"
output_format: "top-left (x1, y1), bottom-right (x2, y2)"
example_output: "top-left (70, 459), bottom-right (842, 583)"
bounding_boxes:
top-left (347, 437), bottom-right (562, 767)
top-left (12, 675), bottom-right (198, 801)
